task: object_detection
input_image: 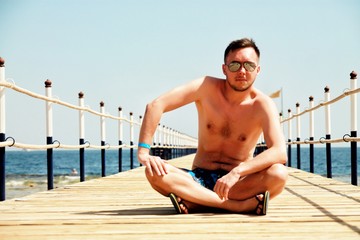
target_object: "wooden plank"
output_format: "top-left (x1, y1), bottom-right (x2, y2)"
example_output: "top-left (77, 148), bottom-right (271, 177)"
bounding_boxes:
top-left (0, 154), bottom-right (359, 239)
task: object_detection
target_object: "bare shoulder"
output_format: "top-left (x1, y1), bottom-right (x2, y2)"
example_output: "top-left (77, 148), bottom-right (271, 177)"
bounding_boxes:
top-left (201, 76), bottom-right (225, 87)
top-left (152, 76), bottom-right (225, 108)
top-left (190, 76), bottom-right (225, 94)
top-left (252, 89), bottom-right (279, 115)
top-left (181, 76), bottom-right (223, 89)
top-left (202, 76), bottom-right (226, 92)
top-left (252, 89), bottom-right (285, 149)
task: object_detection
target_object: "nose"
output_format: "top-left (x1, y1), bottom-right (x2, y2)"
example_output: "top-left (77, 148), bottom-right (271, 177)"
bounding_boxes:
top-left (238, 65), bottom-right (246, 74)
top-left (234, 63), bottom-right (246, 73)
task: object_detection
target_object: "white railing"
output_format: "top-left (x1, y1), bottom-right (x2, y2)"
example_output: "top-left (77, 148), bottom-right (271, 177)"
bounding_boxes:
top-left (0, 57), bottom-right (197, 200)
top-left (0, 80), bottom-right (197, 150)
top-left (257, 70), bottom-right (359, 186)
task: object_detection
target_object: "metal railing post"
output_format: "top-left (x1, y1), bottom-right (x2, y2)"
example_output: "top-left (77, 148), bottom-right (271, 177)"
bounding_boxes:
top-left (350, 71), bottom-right (358, 185)
top-left (324, 86), bottom-right (332, 178)
top-left (129, 112), bottom-right (134, 169)
top-left (309, 96), bottom-right (315, 173)
top-left (287, 109), bottom-right (292, 167)
top-left (118, 107), bottom-right (123, 172)
top-left (78, 92), bottom-right (85, 182)
top-left (100, 101), bottom-right (106, 177)
top-left (296, 103), bottom-right (301, 169)
top-left (45, 79), bottom-right (54, 190)
top-left (0, 57), bottom-right (6, 201)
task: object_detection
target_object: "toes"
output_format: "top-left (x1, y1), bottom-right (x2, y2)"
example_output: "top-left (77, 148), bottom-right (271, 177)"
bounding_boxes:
top-left (255, 193), bottom-right (264, 215)
top-left (254, 191), bottom-right (269, 215)
top-left (256, 204), bottom-right (263, 215)
top-left (256, 193), bottom-right (264, 202)
top-left (179, 203), bottom-right (188, 214)
top-left (176, 196), bottom-right (189, 214)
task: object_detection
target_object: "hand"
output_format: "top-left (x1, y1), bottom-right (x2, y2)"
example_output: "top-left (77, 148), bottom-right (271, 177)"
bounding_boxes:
top-left (213, 171), bottom-right (239, 200)
top-left (138, 152), bottom-right (169, 177)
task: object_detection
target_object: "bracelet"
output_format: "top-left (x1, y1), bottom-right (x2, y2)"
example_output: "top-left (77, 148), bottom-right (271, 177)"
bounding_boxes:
top-left (138, 142), bottom-right (151, 149)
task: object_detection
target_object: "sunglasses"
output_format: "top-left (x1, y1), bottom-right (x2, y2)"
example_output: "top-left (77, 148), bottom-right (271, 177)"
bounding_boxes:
top-left (227, 61), bottom-right (257, 72)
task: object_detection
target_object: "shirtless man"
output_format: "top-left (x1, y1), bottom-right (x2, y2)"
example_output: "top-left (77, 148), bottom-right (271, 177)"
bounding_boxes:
top-left (137, 38), bottom-right (288, 215)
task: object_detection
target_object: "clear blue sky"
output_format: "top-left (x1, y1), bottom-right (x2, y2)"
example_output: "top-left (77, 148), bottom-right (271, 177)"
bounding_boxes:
top-left (1, 0), bottom-right (359, 146)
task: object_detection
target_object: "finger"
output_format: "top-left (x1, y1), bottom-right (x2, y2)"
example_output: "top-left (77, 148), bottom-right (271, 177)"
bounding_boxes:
top-left (213, 181), bottom-right (219, 195)
top-left (219, 188), bottom-right (225, 200)
top-left (214, 181), bottom-right (223, 199)
top-left (153, 157), bottom-right (169, 176)
top-left (161, 160), bottom-right (169, 174)
top-left (220, 184), bottom-right (225, 199)
top-left (145, 162), bottom-right (154, 177)
top-left (152, 157), bottom-right (166, 176)
top-left (150, 158), bottom-right (162, 176)
top-left (156, 158), bottom-right (167, 175)
top-left (223, 187), bottom-right (229, 200)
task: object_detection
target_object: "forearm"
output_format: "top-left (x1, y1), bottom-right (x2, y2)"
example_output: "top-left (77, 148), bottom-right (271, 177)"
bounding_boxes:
top-left (231, 146), bottom-right (287, 177)
top-left (137, 101), bottom-right (170, 176)
top-left (138, 102), bottom-right (164, 153)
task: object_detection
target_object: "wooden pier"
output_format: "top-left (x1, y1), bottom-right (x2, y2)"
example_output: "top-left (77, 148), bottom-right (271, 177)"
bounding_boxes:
top-left (0, 154), bottom-right (359, 239)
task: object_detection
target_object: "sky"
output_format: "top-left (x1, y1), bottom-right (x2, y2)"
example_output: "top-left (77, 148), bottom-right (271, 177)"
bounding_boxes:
top-left (0, 0), bottom-right (360, 148)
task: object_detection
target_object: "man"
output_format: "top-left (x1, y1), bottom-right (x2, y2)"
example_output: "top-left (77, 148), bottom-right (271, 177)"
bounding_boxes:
top-left (137, 38), bottom-right (288, 215)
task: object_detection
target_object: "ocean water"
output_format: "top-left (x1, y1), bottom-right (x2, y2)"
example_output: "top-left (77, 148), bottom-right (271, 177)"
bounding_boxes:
top-left (287, 147), bottom-right (360, 183)
top-left (5, 149), bottom-right (139, 176)
top-left (2, 147), bottom-right (360, 200)
top-left (4, 149), bottom-right (139, 199)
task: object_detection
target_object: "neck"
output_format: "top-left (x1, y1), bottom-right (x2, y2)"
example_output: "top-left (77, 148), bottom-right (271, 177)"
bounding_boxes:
top-left (222, 81), bottom-right (252, 105)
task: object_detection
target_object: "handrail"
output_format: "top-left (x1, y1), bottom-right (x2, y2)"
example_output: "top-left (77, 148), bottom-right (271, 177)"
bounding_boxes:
top-left (0, 80), bottom-right (134, 124)
top-left (258, 70), bottom-right (358, 187)
top-left (0, 80), bottom-right (198, 148)
top-left (257, 137), bottom-right (360, 147)
top-left (0, 57), bottom-right (197, 201)
top-left (281, 87), bottom-right (360, 123)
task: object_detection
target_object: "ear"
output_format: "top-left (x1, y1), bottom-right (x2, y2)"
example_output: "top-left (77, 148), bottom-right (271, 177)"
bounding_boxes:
top-left (222, 64), bottom-right (227, 76)
top-left (256, 65), bottom-right (261, 75)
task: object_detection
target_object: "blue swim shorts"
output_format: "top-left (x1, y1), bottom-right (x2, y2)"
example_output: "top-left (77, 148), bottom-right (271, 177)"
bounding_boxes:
top-left (182, 168), bottom-right (228, 191)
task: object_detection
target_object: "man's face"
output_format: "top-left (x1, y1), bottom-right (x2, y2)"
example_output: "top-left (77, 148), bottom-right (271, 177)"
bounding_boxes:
top-left (222, 47), bottom-right (260, 92)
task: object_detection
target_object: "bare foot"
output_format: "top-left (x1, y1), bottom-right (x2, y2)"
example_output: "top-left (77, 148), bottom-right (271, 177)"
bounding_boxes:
top-left (177, 197), bottom-right (215, 214)
top-left (169, 193), bottom-right (191, 214)
top-left (178, 197), bottom-right (189, 214)
top-left (254, 191), bottom-right (270, 215)
top-left (169, 193), bottom-right (200, 214)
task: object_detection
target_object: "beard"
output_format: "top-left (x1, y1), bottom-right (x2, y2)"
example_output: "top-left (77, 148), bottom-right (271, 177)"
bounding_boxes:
top-left (227, 79), bottom-right (254, 92)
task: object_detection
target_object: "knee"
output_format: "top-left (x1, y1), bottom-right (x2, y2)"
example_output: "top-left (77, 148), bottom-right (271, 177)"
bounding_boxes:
top-left (144, 167), bottom-right (178, 197)
top-left (267, 163), bottom-right (288, 186)
top-left (145, 168), bottom-right (161, 187)
top-left (144, 167), bottom-right (172, 192)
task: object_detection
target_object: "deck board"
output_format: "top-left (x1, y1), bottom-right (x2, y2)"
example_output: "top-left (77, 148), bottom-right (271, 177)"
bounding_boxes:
top-left (0, 154), bottom-right (359, 239)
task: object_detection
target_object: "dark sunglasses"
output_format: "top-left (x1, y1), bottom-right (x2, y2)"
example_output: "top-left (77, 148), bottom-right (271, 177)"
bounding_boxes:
top-left (227, 61), bottom-right (257, 72)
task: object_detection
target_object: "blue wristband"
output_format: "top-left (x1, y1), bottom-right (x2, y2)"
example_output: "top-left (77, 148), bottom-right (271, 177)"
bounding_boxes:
top-left (138, 142), bottom-right (151, 149)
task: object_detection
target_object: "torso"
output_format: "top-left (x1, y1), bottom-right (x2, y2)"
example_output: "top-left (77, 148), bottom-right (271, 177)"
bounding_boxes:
top-left (192, 78), bottom-right (264, 171)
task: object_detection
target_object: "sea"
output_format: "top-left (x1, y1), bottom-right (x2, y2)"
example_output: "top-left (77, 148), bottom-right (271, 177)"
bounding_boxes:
top-left (4, 149), bottom-right (139, 200)
top-left (3, 147), bottom-right (360, 200)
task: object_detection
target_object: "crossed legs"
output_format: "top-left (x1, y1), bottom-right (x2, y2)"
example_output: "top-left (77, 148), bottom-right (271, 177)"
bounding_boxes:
top-left (145, 163), bottom-right (288, 214)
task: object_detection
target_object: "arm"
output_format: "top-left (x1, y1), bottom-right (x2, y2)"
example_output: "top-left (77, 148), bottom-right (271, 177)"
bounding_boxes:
top-left (137, 77), bottom-right (206, 176)
top-left (236, 96), bottom-right (287, 175)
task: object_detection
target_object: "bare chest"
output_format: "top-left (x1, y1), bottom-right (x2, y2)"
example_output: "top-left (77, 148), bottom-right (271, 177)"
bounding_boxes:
top-left (195, 114), bottom-right (260, 168)
top-left (202, 98), bottom-right (259, 134)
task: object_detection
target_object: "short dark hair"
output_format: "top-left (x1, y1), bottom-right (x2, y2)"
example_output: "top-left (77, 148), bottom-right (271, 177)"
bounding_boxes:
top-left (224, 38), bottom-right (260, 62)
